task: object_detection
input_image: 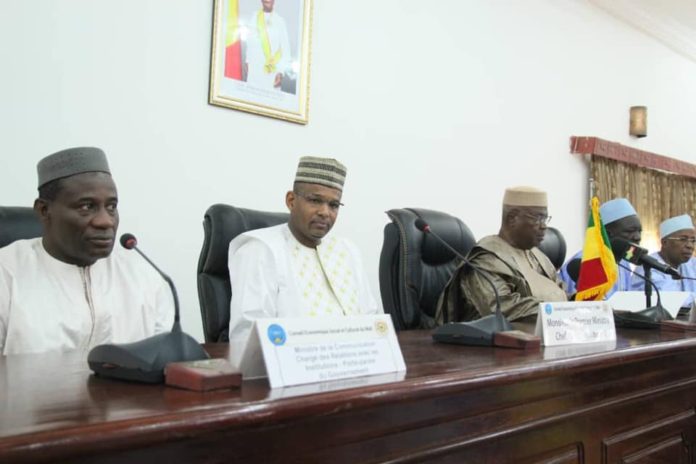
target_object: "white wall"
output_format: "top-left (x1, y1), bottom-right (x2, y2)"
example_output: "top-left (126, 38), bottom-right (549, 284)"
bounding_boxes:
top-left (1, 0), bottom-right (695, 341)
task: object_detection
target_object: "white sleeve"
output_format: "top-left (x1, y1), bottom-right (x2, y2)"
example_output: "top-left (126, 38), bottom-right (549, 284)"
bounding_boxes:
top-left (228, 239), bottom-right (279, 345)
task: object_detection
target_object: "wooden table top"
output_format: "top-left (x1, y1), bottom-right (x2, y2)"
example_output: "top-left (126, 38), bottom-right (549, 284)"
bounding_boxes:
top-left (1, 326), bottom-right (695, 459)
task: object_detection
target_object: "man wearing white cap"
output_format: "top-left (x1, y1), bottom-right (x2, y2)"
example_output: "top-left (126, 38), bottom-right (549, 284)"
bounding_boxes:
top-left (559, 198), bottom-right (642, 299)
top-left (0, 147), bottom-right (174, 355)
top-left (437, 186), bottom-right (567, 323)
top-left (228, 156), bottom-right (380, 347)
top-left (631, 214), bottom-right (696, 308)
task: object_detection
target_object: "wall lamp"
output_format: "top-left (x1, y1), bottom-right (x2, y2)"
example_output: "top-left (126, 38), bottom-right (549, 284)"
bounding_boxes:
top-left (629, 106), bottom-right (647, 138)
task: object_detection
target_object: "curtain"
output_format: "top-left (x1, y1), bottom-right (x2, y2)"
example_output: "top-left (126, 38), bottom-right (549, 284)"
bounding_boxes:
top-left (590, 155), bottom-right (696, 251)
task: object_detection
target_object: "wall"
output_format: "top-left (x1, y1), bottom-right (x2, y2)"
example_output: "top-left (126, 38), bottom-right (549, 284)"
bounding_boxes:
top-left (1, 0), bottom-right (695, 341)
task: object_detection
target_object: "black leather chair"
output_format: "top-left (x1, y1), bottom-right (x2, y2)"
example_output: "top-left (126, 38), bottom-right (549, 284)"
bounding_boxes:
top-left (0, 206), bottom-right (42, 249)
top-left (537, 226), bottom-right (567, 270)
top-left (197, 204), bottom-right (289, 343)
top-left (379, 208), bottom-right (476, 330)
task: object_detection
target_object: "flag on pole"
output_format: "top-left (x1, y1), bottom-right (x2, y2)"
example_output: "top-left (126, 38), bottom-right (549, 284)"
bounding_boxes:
top-left (575, 197), bottom-right (618, 301)
top-left (224, 0), bottom-right (242, 80)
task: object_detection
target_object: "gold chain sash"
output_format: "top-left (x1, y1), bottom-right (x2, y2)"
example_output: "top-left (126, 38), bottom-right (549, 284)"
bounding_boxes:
top-left (257, 11), bottom-right (282, 74)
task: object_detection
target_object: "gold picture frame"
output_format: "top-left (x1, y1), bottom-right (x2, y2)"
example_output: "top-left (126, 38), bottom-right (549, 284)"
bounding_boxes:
top-left (209, 0), bottom-right (313, 124)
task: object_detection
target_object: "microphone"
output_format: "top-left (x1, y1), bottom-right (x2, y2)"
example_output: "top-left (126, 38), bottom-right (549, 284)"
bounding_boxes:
top-left (87, 233), bottom-right (209, 383)
top-left (120, 233), bottom-right (180, 324)
top-left (610, 237), bottom-right (664, 311)
top-left (612, 262), bottom-right (673, 328)
top-left (415, 218), bottom-right (525, 347)
top-left (611, 237), bottom-right (682, 279)
top-left (619, 262), bottom-right (663, 307)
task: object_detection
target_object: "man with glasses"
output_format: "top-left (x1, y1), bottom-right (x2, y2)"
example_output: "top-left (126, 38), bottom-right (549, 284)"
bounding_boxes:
top-left (227, 156), bottom-right (380, 345)
top-left (631, 214), bottom-right (696, 308)
top-left (559, 198), bottom-right (642, 299)
top-left (437, 186), bottom-right (567, 323)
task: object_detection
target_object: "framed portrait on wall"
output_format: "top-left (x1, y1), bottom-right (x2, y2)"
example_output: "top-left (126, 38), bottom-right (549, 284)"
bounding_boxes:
top-left (209, 0), bottom-right (313, 124)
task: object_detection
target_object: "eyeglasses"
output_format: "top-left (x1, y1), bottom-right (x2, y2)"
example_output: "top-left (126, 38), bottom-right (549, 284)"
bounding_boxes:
top-left (294, 191), bottom-right (344, 211)
top-left (665, 236), bottom-right (696, 245)
top-left (523, 213), bottom-right (552, 226)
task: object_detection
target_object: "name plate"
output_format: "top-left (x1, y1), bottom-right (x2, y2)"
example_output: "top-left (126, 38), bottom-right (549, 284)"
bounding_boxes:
top-left (248, 315), bottom-right (406, 388)
top-left (534, 301), bottom-right (615, 346)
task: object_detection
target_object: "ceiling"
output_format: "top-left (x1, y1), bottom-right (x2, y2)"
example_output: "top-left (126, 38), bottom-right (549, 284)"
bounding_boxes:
top-left (589, 0), bottom-right (696, 63)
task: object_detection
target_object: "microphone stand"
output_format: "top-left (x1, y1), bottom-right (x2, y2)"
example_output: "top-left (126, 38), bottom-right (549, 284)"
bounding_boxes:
top-left (421, 222), bottom-right (539, 349)
top-left (87, 235), bottom-right (209, 383)
top-left (643, 264), bottom-right (653, 308)
top-left (655, 272), bottom-right (696, 332)
top-left (131, 245), bottom-right (181, 325)
top-left (612, 263), bottom-right (672, 329)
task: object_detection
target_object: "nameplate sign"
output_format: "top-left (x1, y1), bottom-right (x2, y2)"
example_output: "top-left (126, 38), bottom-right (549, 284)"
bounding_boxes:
top-left (249, 315), bottom-right (406, 388)
top-left (534, 301), bottom-right (615, 347)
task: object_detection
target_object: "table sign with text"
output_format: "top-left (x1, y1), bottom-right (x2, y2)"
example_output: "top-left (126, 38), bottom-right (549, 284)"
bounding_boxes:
top-left (535, 301), bottom-right (616, 347)
top-left (242, 315), bottom-right (406, 388)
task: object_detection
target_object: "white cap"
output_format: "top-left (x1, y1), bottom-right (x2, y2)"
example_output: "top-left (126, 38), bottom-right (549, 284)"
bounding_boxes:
top-left (503, 186), bottom-right (547, 207)
top-left (660, 214), bottom-right (694, 239)
top-left (600, 198), bottom-right (637, 224)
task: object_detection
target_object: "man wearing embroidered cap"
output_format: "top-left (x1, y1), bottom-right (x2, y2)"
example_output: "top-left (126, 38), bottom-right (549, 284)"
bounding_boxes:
top-left (0, 147), bottom-right (174, 355)
top-left (228, 156), bottom-right (380, 347)
top-left (631, 214), bottom-right (696, 308)
top-left (559, 197), bottom-right (642, 298)
top-left (437, 187), bottom-right (567, 323)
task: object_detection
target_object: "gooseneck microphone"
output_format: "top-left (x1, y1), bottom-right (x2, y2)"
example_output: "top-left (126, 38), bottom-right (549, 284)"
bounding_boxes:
top-left (611, 237), bottom-right (682, 279)
top-left (415, 219), bottom-right (504, 319)
top-left (567, 239), bottom-right (674, 327)
top-left (617, 262), bottom-right (664, 308)
top-left (120, 233), bottom-right (180, 324)
top-left (87, 233), bottom-right (208, 383)
top-left (414, 218), bottom-right (514, 346)
top-left (612, 261), bottom-right (673, 327)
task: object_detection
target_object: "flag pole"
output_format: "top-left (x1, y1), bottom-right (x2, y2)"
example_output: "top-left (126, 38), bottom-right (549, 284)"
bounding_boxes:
top-left (589, 177), bottom-right (595, 201)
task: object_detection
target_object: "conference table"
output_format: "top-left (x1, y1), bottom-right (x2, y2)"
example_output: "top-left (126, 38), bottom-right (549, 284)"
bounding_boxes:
top-left (2, 326), bottom-right (696, 463)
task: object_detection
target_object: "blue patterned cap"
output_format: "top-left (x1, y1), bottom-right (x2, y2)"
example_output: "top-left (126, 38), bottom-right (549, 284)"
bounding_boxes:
top-left (660, 214), bottom-right (694, 239)
top-left (599, 198), bottom-right (637, 225)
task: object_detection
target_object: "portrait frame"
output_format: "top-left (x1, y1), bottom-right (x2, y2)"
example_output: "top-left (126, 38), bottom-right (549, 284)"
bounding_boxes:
top-left (209, 0), bottom-right (313, 124)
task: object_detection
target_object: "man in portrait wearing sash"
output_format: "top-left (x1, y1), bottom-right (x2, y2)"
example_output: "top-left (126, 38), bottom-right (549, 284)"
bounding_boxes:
top-left (243, 0), bottom-right (292, 91)
top-left (228, 156), bottom-right (381, 346)
top-left (437, 186), bottom-right (567, 323)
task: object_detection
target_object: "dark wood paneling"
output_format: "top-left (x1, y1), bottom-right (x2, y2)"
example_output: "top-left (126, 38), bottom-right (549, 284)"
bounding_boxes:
top-left (603, 410), bottom-right (695, 464)
top-left (2, 328), bottom-right (696, 463)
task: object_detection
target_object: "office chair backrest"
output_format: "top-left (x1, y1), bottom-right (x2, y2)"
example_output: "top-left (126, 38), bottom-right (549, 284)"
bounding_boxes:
top-left (537, 226), bottom-right (567, 270)
top-left (197, 204), bottom-right (289, 342)
top-left (0, 206), bottom-right (42, 249)
top-left (379, 208), bottom-right (476, 330)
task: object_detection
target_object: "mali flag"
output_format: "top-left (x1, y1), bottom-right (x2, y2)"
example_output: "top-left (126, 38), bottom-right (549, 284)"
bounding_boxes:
top-left (575, 197), bottom-right (618, 301)
top-left (224, 0), bottom-right (242, 80)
